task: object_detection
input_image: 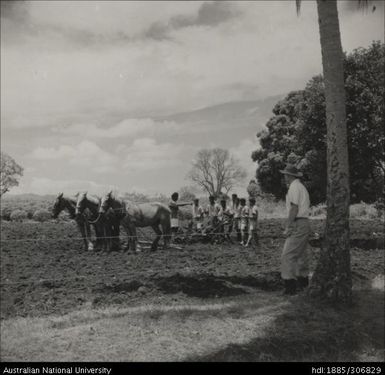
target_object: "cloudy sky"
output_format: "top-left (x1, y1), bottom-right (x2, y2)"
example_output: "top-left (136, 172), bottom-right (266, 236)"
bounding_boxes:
top-left (1, 1), bottom-right (384, 196)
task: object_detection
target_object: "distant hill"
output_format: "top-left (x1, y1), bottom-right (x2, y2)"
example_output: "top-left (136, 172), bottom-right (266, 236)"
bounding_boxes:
top-left (158, 95), bottom-right (283, 125)
top-left (2, 193), bottom-right (56, 202)
top-left (154, 95), bottom-right (284, 148)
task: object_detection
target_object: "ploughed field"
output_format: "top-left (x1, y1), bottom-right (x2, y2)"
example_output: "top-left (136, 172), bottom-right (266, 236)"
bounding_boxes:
top-left (1, 219), bottom-right (383, 319)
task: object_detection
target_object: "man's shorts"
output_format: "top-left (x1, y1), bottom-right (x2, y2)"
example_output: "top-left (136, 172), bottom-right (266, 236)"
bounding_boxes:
top-left (171, 218), bottom-right (179, 228)
top-left (241, 222), bottom-right (248, 230)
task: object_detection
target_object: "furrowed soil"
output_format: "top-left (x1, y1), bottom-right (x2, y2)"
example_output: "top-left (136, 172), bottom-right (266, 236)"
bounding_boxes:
top-left (1, 218), bottom-right (383, 319)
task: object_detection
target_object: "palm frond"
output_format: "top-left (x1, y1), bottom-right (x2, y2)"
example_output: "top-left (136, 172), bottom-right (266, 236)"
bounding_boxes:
top-left (358, 0), bottom-right (369, 8)
top-left (358, 0), bottom-right (376, 13)
top-left (296, 0), bottom-right (301, 15)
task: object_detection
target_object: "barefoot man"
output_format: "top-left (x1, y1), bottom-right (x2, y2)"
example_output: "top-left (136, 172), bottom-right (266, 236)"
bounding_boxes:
top-left (169, 192), bottom-right (193, 240)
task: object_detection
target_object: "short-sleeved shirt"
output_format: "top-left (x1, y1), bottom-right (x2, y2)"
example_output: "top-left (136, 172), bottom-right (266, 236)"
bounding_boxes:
top-left (207, 203), bottom-right (220, 217)
top-left (286, 179), bottom-right (310, 218)
top-left (169, 200), bottom-right (179, 219)
top-left (234, 205), bottom-right (242, 219)
top-left (240, 206), bottom-right (249, 224)
top-left (230, 201), bottom-right (238, 215)
top-left (249, 205), bottom-right (258, 222)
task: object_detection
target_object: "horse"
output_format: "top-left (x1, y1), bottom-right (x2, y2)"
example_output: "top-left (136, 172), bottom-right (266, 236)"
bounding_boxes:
top-left (52, 193), bottom-right (94, 251)
top-left (75, 192), bottom-right (121, 251)
top-left (97, 192), bottom-right (171, 252)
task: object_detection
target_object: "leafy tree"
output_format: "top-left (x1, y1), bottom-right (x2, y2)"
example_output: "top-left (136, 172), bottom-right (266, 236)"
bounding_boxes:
top-left (0, 152), bottom-right (23, 197)
top-left (252, 42), bottom-right (384, 205)
top-left (188, 148), bottom-right (247, 197)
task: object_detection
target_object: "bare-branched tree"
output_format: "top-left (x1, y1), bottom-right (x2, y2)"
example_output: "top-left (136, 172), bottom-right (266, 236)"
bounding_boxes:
top-left (188, 148), bottom-right (247, 197)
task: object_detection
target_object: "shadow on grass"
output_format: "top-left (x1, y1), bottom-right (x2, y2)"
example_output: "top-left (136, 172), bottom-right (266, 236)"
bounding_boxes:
top-left (153, 272), bottom-right (284, 298)
top-left (309, 238), bottom-right (384, 250)
top-left (153, 274), bottom-right (247, 298)
top-left (184, 289), bottom-right (384, 362)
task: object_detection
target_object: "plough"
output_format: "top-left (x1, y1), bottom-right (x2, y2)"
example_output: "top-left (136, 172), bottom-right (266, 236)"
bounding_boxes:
top-left (137, 240), bottom-right (183, 251)
top-left (172, 217), bottom-right (234, 245)
top-left (127, 218), bottom-right (236, 252)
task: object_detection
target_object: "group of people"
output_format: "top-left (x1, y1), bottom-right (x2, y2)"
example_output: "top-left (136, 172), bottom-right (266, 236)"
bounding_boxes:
top-left (168, 191), bottom-right (260, 248)
top-left (169, 162), bottom-right (312, 296)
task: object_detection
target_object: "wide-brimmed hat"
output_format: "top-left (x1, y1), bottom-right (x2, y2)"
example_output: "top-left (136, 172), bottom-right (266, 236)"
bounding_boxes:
top-left (279, 164), bottom-right (303, 178)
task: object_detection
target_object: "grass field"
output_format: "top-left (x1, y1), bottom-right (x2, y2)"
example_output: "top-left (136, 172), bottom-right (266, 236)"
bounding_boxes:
top-left (1, 287), bottom-right (383, 362)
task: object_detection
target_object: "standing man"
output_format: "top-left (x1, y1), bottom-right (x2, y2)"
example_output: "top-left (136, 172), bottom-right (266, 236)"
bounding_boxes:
top-left (192, 198), bottom-right (204, 232)
top-left (218, 198), bottom-right (233, 239)
top-left (228, 194), bottom-right (238, 237)
top-left (233, 196), bottom-right (242, 242)
top-left (280, 164), bottom-right (311, 295)
top-left (231, 194), bottom-right (238, 210)
top-left (206, 195), bottom-right (220, 229)
top-left (239, 198), bottom-right (249, 246)
top-left (245, 197), bottom-right (259, 248)
top-left (169, 192), bottom-right (192, 239)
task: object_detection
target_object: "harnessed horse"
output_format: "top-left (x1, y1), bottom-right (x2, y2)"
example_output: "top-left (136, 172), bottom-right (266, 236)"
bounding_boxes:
top-left (75, 192), bottom-right (121, 251)
top-left (97, 192), bottom-right (171, 252)
top-left (52, 193), bottom-right (93, 251)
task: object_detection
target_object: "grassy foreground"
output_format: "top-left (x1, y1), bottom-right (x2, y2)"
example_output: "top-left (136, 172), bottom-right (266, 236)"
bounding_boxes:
top-left (1, 279), bottom-right (383, 362)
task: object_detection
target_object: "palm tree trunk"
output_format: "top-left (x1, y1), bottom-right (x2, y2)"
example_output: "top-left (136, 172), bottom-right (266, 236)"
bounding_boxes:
top-left (308, 0), bottom-right (352, 303)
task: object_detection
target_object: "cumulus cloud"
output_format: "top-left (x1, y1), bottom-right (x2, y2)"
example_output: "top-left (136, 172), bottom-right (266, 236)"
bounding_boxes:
top-left (2, 1), bottom-right (241, 45)
top-left (29, 137), bottom-right (189, 175)
top-left (144, 1), bottom-right (242, 40)
top-left (1, 1), bottom-right (204, 46)
top-left (2, 1), bottom-right (383, 133)
top-left (120, 138), bottom-right (188, 171)
top-left (30, 140), bottom-right (118, 173)
top-left (53, 118), bottom-right (179, 138)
